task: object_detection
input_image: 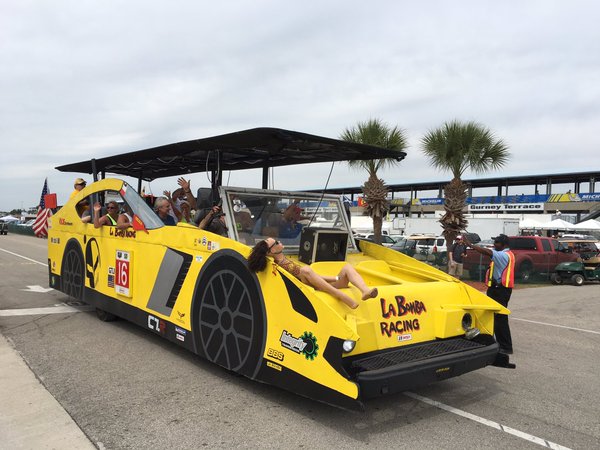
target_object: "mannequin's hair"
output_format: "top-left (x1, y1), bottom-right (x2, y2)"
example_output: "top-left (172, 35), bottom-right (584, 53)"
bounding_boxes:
top-left (248, 240), bottom-right (270, 272)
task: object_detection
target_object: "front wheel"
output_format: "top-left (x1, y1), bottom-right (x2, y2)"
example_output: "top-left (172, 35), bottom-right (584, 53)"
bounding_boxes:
top-left (192, 250), bottom-right (265, 378)
top-left (571, 274), bottom-right (584, 286)
top-left (550, 273), bottom-right (563, 285)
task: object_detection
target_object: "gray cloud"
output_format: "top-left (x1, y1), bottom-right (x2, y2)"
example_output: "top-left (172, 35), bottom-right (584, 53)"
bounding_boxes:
top-left (2, 0), bottom-right (599, 211)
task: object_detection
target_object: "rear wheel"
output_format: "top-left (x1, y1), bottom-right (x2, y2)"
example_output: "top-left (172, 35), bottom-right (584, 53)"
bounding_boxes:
top-left (550, 273), bottom-right (563, 285)
top-left (61, 241), bottom-right (84, 301)
top-left (571, 274), bottom-right (584, 286)
top-left (518, 262), bottom-right (533, 283)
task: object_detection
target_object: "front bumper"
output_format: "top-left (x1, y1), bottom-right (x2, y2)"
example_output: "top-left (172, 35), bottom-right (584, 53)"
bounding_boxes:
top-left (350, 337), bottom-right (499, 399)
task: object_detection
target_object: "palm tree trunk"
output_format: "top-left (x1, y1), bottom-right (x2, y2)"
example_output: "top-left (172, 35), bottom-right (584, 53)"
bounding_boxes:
top-left (439, 177), bottom-right (468, 245)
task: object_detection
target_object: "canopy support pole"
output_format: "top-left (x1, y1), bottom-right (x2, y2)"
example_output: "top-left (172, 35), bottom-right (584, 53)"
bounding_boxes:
top-left (91, 159), bottom-right (98, 182)
top-left (262, 166), bottom-right (269, 189)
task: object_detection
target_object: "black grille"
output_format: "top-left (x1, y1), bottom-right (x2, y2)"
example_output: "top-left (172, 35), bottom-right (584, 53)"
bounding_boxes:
top-left (352, 339), bottom-right (485, 372)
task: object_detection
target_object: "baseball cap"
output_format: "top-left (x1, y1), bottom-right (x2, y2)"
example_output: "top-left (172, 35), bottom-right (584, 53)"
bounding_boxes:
top-left (493, 234), bottom-right (510, 245)
top-left (455, 235), bottom-right (463, 240)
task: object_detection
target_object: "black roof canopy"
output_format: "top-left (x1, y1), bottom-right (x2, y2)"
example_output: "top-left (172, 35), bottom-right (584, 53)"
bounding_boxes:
top-left (56, 127), bottom-right (406, 181)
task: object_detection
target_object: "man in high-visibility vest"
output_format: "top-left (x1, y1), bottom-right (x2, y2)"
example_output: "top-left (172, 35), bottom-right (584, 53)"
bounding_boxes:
top-left (464, 233), bottom-right (515, 366)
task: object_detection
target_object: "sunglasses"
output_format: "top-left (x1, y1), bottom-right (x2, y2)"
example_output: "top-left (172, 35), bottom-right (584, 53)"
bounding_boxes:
top-left (106, 206), bottom-right (118, 210)
top-left (268, 240), bottom-right (280, 250)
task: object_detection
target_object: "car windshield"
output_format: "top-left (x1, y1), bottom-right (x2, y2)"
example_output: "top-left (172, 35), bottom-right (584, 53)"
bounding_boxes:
top-left (220, 187), bottom-right (356, 253)
top-left (120, 183), bottom-right (164, 230)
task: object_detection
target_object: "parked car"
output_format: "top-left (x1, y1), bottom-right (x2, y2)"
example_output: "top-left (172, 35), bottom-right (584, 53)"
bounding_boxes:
top-left (0, 222), bottom-right (8, 235)
top-left (463, 236), bottom-right (579, 282)
top-left (359, 234), bottom-right (397, 247)
top-left (390, 238), bottom-right (417, 256)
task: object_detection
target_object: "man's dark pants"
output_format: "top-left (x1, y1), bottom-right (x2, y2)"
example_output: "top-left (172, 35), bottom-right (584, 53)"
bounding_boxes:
top-left (486, 285), bottom-right (513, 353)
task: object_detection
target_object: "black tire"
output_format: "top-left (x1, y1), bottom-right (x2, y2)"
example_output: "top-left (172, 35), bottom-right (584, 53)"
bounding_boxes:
top-left (571, 274), bottom-right (584, 286)
top-left (518, 262), bottom-right (533, 283)
top-left (60, 240), bottom-right (85, 301)
top-left (550, 273), bottom-right (563, 285)
top-left (192, 250), bottom-right (265, 378)
top-left (95, 308), bottom-right (117, 322)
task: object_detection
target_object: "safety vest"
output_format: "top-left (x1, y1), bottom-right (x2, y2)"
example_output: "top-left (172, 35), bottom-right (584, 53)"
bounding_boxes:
top-left (107, 214), bottom-right (118, 226)
top-left (485, 250), bottom-right (515, 288)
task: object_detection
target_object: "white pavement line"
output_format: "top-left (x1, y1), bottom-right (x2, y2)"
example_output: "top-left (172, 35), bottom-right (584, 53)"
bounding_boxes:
top-left (404, 392), bottom-right (572, 450)
top-left (512, 317), bottom-right (600, 335)
top-left (0, 305), bottom-right (94, 317)
top-left (0, 247), bottom-right (47, 267)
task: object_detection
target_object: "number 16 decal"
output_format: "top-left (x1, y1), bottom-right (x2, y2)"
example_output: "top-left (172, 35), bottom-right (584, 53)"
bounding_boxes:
top-left (116, 250), bottom-right (132, 297)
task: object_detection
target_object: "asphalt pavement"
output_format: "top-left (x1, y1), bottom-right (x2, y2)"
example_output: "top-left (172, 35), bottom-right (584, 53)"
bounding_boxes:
top-left (1, 233), bottom-right (599, 449)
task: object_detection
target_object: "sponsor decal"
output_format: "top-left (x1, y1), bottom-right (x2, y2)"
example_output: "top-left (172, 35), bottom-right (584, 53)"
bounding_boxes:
top-left (107, 267), bottom-right (115, 288)
top-left (148, 315), bottom-right (166, 334)
top-left (267, 348), bottom-right (285, 361)
top-left (50, 237), bottom-right (60, 244)
top-left (207, 241), bottom-right (212, 250)
top-left (380, 296), bottom-right (427, 338)
top-left (109, 228), bottom-right (137, 238)
top-left (59, 218), bottom-right (73, 226)
top-left (176, 311), bottom-right (186, 324)
top-left (266, 361), bottom-right (282, 371)
top-left (280, 330), bottom-right (319, 360)
top-left (115, 250), bottom-right (131, 296)
top-left (468, 203), bottom-right (544, 211)
top-left (176, 334), bottom-right (185, 342)
top-left (85, 238), bottom-right (101, 289)
top-left (195, 255), bottom-right (203, 263)
top-left (580, 193), bottom-right (600, 201)
top-left (175, 327), bottom-right (187, 335)
top-left (397, 334), bottom-right (412, 342)
top-left (201, 237), bottom-right (207, 246)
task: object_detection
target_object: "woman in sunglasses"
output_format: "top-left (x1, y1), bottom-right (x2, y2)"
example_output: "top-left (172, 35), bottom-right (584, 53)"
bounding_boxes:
top-left (248, 237), bottom-right (378, 309)
top-left (93, 201), bottom-right (131, 229)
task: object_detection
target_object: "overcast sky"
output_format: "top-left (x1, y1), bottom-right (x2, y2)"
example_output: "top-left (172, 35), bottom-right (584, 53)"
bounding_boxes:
top-left (2, 0), bottom-right (599, 212)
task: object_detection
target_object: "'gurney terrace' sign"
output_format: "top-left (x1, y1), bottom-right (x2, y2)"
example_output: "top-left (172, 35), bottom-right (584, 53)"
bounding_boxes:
top-left (468, 203), bottom-right (544, 212)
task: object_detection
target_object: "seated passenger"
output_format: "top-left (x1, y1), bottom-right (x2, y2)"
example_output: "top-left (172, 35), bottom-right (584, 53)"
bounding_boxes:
top-left (198, 205), bottom-right (228, 237)
top-left (117, 204), bottom-right (133, 229)
top-left (154, 197), bottom-right (176, 226)
top-left (248, 238), bottom-right (377, 309)
top-left (93, 201), bottom-right (121, 228)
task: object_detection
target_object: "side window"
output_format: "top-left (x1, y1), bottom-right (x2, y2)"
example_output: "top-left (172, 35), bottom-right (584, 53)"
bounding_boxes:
top-left (437, 238), bottom-right (444, 246)
top-left (541, 239), bottom-right (551, 252)
top-left (510, 238), bottom-right (537, 250)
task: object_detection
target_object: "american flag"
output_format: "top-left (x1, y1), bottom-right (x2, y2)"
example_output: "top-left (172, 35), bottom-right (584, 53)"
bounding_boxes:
top-left (32, 178), bottom-right (52, 237)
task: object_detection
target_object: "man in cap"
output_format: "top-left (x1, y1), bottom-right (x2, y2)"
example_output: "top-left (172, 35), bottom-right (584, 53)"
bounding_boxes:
top-left (463, 233), bottom-right (516, 368)
top-left (70, 178), bottom-right (87, 199)
top-left (448, 235), bottom-right (468, 279)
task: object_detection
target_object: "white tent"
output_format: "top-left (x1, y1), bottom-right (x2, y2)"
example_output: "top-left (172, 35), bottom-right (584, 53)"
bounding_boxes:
top-left (519, 218), bottom-right (543, 229)
top-left (541, 218), bottom-right (575, 230)
top-left (0, 216), bottom-right (19, 222)
top-left (573, 219), bottom-right (600, 230)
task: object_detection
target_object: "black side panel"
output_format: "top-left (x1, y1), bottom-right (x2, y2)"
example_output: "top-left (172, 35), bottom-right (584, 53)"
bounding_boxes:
top-left (255, 359), bottom-right (362, 411)
top-left (280, 274), bottom-right (318, 323)
top-left (53, 274), bottom-right (196, 353)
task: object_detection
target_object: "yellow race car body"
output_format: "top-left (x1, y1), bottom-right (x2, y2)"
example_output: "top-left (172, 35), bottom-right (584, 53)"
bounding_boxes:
top-left (48, 178), bottom-right (508, 410)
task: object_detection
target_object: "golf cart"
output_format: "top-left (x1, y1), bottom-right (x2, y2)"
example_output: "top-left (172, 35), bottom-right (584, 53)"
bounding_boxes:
top-left (551, 239), bottom-right (600, 286)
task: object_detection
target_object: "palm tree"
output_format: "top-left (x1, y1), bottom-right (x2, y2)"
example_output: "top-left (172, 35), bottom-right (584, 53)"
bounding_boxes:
top-left (340, 119), bottom-right (408, 244)
top-left (421, 120), bottom-right (509, 244)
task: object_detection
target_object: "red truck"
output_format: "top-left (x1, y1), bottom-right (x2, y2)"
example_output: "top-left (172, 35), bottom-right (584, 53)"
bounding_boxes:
top-left (462, 236), bottom-right (579, 282)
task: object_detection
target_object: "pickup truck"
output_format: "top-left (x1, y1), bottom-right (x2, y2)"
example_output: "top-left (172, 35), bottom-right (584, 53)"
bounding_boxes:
top-left (462, 236), bottom-right (579, 282)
